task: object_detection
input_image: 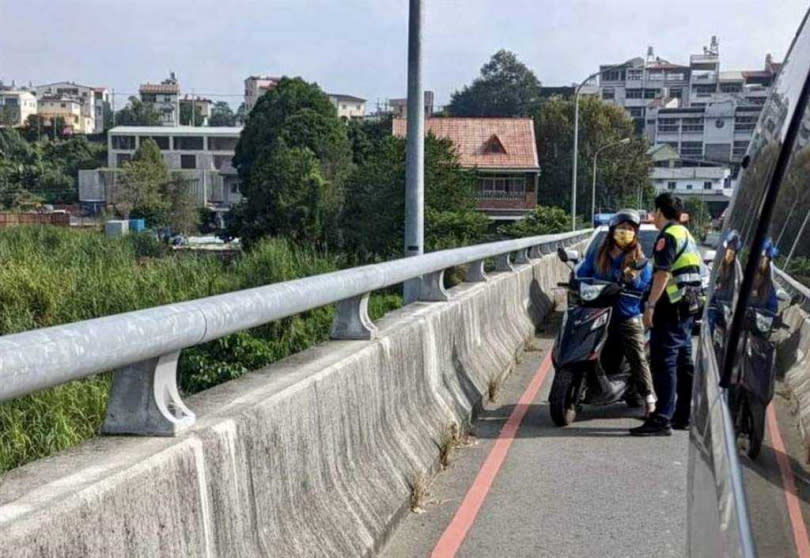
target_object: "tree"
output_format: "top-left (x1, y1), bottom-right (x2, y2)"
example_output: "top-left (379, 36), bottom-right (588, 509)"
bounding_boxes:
top-left (179, 102), bottom-right (204, 126)
top-left (230, 77), bottom-right (353, 247)
top-left (165, 177), bottom-right (200, 234)
top-left (116, 138), bottom-right (170, 219)
top-left (235, 103), bottom-right (248, 125)
top-left (341, 133), bottom-right (488, 260)
top-left (532, 95), bottom-right (653, 219)
top-left (0, 105), bottom-right (18, 127)
top-left (115, 97), bottom-right (162, 127)
top-left (447, 50), bottom-right (541, 117)
top-left (209, 102), bottom-right (236, 127)
top-left (498, 205), bottom-right (570, 238)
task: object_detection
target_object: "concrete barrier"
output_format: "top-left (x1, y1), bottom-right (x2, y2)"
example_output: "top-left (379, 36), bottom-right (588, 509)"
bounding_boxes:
top-left (0, 250), bottom-right (574, 557)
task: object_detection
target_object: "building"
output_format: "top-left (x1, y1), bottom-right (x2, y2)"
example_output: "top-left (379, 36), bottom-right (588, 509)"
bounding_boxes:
top-left (650, 166), bottom-right (731, 217)
top-left (387, 91), bottom-right (435, 119)
top-left (244, 76), bottom-right (280, 112)
top-left (327, 94), bottom-right (366, 120)
top-left (392, 117), bottom-right (540, 221)
top-left (0, 88), bottom-right (37, 127)
top-left (79, 126), bottom-right (243, 212)
top-left (35, 81), bottom-right (109, 133)
top-left (37, 96), bottom-right (93, 134)
top-left (179, 96), bottom-right (213, 126)
top-left (598, 38), bottom-right (779, 145)
top-left (139, 73), bottom-right (180, 127)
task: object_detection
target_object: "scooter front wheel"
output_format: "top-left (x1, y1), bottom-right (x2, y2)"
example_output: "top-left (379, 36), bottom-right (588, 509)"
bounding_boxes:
top-left (549, 368), bottom-right (580, 426)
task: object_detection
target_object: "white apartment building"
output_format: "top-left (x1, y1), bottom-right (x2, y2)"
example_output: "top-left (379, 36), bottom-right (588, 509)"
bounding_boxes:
top-left (387, 90), bottom-right (435, 119)
top-left (244, 76), bottom-right (280, 112)
top-left (0, 89), bottom-right (37, 127)
top-left (140, 73), bottom-right (180, 127)
top-left (327, 93), bottom-right (366, 120)
top-left (38, 96), bottom-right (93, 134)
top-left (650, 166), bottom-right (731, 216)
top-left (35, 81), bottom-right (108, 133)
top-left (79, 126), bottom-right (243, 211)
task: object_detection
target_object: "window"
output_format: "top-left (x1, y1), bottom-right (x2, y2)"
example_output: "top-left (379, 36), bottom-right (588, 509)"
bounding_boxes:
top-left (669, 88), bottom-right (683, 98)
top-left (180, 154), bottom-right (196, 169)
top-left (680, 141), bottom-right (703, 158)
top-left (720, 82), bottom-right (743, 93)
top-left (644, 89), bottom-right (660, 99)
top-left (112, 135), bottom-right (135, 150)
top-left (734, 114), bottom-right (758, 132)
top-left (230, 183), bottom-right (240, 194)
top-left (174, 136), bottom-right (204, 150)
top-left (667, 181), bottom-right (676, 190)
top-left (208, 137), bottom-right (239, 151)
top-left (733, 140), bottom-right (750, 158)
top-left (627, 69), bottom-right (643, 81)
top-left (213, 155), bottom-right (232, 170)
top-left (694, 85), bottom-right (716, 97)
top-left (682, 118), bottom-right (704, 133)
top-left (601, 70), bottom-right (623, 82)
top-left (686, 184), bottom-right (693, 190)
top-left (648, 72), bottom-right (664, 81)
top-left (116, 153), bottom-right (131, 166)
top-left (478, 174), bottom-right (526, 199)
top-left (602, 88), bottom-right (615, 100)
top-left (142, 136), bottom-right (170, 150)
top-left (628, 107), bottom-right (644, 118)
top-left (666, 72), bottom-right (686, 81)
top-left (626, 89), bottom-right (643, 99)
top-left (658, 118), bottom-right (679, 133)
top-left (60, 103), bottom-right (66, 108)
top-left (703, 181), bottom-right (713, 190)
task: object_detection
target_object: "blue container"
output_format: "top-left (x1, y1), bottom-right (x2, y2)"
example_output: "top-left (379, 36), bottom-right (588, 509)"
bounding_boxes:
top-left (129, 218), bottom-right (146, 233)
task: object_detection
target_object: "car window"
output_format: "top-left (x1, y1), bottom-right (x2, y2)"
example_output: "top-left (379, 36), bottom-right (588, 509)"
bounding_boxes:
top-left (694, 10), bottom-right (810, 557)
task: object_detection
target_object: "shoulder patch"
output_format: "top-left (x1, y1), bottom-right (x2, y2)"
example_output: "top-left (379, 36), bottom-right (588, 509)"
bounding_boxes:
top-left (655, 238), bottom-right (666, 252)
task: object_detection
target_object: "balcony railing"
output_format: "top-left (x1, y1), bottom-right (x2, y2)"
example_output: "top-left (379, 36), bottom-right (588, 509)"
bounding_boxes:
top-left (476, 191), bottom-right (529, 201)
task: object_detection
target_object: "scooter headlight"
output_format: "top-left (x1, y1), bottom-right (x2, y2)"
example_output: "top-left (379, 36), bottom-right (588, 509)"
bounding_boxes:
top-left (590, 312), bottom-right (609, 331)
top-left (580, 283), bottom-right (606, 302)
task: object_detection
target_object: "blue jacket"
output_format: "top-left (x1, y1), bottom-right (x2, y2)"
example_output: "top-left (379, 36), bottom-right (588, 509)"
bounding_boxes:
top-left (576, 250), bottom-right (652, 321)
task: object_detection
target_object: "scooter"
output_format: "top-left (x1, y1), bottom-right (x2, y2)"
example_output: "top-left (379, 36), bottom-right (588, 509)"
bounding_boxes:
top-left (549, 247), bottom-right (647, 427)
top-left (728, 307), bottom-right (780, 459)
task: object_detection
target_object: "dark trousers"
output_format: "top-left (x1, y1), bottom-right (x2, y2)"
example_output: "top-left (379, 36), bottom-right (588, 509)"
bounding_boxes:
top-left (650, 309), bottom-right (694, 421)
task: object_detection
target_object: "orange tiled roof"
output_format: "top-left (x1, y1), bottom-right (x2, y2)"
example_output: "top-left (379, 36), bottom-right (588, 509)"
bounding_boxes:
top-left (139, 83), bottom-right (179, 94)
top-left (392, 117), bottom-right (539, 170)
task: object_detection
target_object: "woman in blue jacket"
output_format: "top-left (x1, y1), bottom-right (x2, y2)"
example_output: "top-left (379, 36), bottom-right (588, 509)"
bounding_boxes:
top-left (577, 210), bottom-right (656, 415)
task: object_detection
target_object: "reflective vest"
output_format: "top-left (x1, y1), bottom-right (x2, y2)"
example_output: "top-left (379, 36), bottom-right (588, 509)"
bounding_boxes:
top-left (661, 223), bottom-right (703, 303)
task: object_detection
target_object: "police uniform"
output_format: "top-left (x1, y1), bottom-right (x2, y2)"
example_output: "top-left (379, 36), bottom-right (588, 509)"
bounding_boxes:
top-left (649, 222), bottom-right (702, 425)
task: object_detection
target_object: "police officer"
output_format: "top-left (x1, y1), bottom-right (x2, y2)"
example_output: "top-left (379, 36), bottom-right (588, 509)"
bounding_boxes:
top-left (630, 193), bottom-right (702, 436)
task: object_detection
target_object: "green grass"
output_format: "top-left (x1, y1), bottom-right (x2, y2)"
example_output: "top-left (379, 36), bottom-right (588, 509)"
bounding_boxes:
top-left (0, 227), bottom-right (402, 474)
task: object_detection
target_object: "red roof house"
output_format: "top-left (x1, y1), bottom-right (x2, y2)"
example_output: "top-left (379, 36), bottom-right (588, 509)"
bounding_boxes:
top-left (392, 117), bottom-right (540, 220)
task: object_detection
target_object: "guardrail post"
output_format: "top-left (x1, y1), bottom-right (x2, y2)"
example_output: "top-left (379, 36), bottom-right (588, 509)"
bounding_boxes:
top-left (420, 270), bottom-right (449, 301)
top-left (495, 253), bottom-right (514, 272)
top-left (465, 259), bottom-right (487, 282)
top-left (529, 245), bottom-right (543, 259)
top-left (514, 248), bottom-right (530, 264)
top-left (331, 294), bottom-right (378, 340)
top-left (102, 351), bottom-right (195, 436)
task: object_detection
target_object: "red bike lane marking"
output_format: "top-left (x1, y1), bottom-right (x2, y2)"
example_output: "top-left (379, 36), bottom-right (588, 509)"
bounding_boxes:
top-left (430, 352), bottom-right (553, 558)
top-left (766, 405), bottom-right (810, 557)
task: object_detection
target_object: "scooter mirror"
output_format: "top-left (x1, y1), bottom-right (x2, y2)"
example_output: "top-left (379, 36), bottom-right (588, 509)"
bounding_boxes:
top-left (557, 246), bottom-right (568, 263)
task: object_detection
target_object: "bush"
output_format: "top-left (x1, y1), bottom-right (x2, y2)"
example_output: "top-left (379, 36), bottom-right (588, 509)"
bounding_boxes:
top-left (0, 226), bottom-right (401, 473)
top-left (497, 205), bottom-right (570, 238)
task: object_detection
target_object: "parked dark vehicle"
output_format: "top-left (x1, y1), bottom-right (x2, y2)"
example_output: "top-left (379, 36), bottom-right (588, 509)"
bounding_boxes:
top-left (689, 9), bottom-right (810, 557)
top-left (549, 247), bottom-right (647, 426)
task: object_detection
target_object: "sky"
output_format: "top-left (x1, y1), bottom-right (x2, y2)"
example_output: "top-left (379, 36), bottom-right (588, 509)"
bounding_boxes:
top-left (1, 0), bottom-right (807, 111)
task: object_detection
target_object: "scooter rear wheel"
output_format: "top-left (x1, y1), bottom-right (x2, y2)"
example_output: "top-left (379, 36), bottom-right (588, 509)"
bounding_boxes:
top-left (550, 368), bottom-right (579, 426)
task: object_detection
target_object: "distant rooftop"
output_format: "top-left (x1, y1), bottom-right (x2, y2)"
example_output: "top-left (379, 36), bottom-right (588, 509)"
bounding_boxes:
top-left (140, 83), bottom-right (179, 94)
top-left (328, 93), bottom-right (366, 103)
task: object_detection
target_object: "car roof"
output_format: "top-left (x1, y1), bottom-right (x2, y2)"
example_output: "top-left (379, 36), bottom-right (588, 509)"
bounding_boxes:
top-left (592, 224), bottom-right (658, 233)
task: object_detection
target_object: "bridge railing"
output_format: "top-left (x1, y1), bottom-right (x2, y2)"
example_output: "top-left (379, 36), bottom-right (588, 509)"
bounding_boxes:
top-left (0, 229), bottom-right (591, 436)
top-left (774, 266), bottom-right (810, 312)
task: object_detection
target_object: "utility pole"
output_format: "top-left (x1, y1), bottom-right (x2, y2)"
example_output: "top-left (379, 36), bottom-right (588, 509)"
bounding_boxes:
top-left (403, 0), bottom-right (424, 303)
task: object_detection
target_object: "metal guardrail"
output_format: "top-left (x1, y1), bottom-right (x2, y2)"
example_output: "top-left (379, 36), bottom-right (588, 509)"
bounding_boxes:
top-left (775, 267), bottom-right (810, 313)
top-left (0, 230), bottom-right (591, 436)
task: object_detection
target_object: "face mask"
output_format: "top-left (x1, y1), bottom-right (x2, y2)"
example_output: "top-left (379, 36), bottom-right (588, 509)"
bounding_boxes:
top-left (613, 230), bottom-right (635, 249)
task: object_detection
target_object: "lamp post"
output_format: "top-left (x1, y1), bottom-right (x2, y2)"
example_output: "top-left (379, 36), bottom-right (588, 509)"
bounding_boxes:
top-left (591, 137), bottom-right (630, 223)
top-left (571, 58), bottom-right (635, 231)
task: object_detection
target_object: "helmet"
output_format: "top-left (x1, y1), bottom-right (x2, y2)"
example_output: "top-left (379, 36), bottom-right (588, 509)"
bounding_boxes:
top-left (610, 209), bottom-right (641, 229)
top-left (761, 238), bottom-right (779, 259)
top-left (722, 230), bottom-right (741, 252)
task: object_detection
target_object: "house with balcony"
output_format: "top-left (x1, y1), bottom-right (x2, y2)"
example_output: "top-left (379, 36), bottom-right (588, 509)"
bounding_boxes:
top-left (139, 73), bottom-right (180, 127)
top-left (35, 81), bottom-right (108, 133)
top-left (79, 126), bottom-right (243, 214)
top-left (392, 117), bottom-right (539, 221)
top-left (37, 96), bottom-right (93, 134)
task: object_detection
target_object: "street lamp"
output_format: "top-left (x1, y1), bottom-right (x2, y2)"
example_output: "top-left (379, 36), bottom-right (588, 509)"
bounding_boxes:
top-left (591, 137), bottom-right (630, 223)
top-left (571, 58), bottom-right (635, 231)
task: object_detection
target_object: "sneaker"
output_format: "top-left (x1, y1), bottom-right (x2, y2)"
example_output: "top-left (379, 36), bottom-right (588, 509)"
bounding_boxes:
top-left (671, 418), bottom-right (690, 430)
top-left (629, 415), bottom-right (672, 437)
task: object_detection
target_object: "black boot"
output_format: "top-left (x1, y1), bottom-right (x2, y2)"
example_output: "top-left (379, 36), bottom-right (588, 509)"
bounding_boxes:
top-left (629, 414), bottom-right (672, 436)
